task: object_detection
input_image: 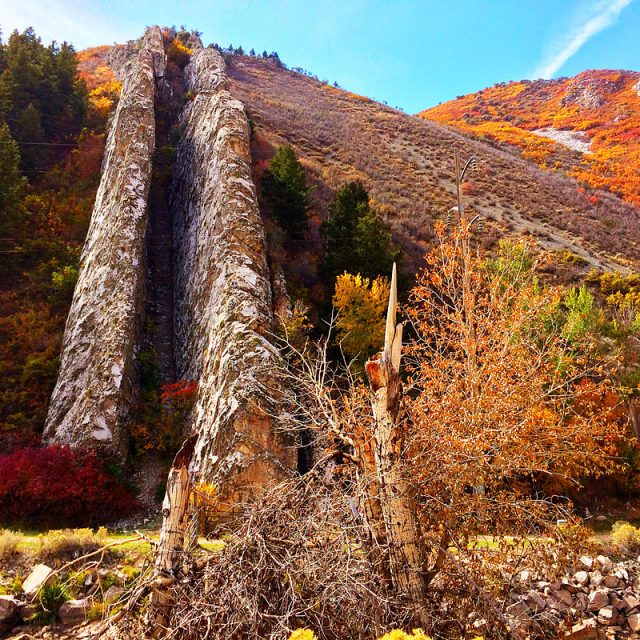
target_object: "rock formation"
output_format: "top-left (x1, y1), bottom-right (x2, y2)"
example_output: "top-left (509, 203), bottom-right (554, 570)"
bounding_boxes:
top-left (44, 27), bottom-right (165, 453)
top-left (46, 28), bottom-right (295, 504)
top-left (171, 46), bottom-right (296, 504)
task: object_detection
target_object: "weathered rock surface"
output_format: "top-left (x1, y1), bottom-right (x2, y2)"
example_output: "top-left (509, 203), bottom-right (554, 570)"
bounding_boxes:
top-left (22, 564), bottom-right (53, 598)
top-left (171, 47), bottom-right (295, 503)
top-left (0, 596), bottom-right (20, 629)
top-left (44, 27), bottom-right (165, 453)
top-left (507, 554), bottom-right (640, 638)
top-left (58, 598), bottom-right (91, 625)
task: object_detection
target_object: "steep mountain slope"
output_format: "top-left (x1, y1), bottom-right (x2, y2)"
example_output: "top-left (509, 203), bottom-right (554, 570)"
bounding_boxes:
top-left (225, 58), bottom-right (639, 273)
top-left (76, 50), bottom-right (640, 274)
top-left (421, 70), bottom-right (640, 207)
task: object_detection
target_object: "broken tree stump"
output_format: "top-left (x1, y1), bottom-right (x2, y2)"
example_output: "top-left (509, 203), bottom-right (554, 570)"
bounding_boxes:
top-left (149, 435), bottom-right (197, 637)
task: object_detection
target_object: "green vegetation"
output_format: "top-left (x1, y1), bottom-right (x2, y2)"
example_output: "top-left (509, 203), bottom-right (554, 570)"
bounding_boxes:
top-left (0, 122), bottom-right (27, 236)
top-left (0, 26), bottom-right (102, 449)
top-left (261, 145), bottom-right (312, 242)
top-left (323, 181), bottom-right (399, 283)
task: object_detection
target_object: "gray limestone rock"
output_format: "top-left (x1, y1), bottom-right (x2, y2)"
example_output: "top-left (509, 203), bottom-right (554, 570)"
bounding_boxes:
top-left (44, 27), bottom-right (165, 454)
top-left (171, 47), bottom-right (295, 506)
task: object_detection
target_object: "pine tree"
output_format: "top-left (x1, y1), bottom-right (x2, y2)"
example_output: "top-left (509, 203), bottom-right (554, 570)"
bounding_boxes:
top-left (13, 102), bottom-right (46, 171)
top-left (323, 181), bottom-right (398, 281)
top-left (0, 122), bottom-right (27, 236)
top-left (261, 146), bottom-right (311, 243)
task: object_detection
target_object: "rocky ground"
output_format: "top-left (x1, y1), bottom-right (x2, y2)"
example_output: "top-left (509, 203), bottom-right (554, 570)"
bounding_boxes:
top-left (506, 553), bottom-right (640, 638)
top-left (3, 540), bottom-right (640, 639)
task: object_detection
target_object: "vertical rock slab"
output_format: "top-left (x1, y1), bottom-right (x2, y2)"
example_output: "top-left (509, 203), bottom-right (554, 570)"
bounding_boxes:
top-left (44, 27), bottom-right (165, 453)
top-left (172, 48), bottom-right (295, 506)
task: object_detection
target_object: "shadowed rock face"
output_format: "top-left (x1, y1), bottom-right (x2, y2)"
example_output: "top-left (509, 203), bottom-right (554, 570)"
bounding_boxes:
top-left (171, 47), bottom-right (296, 501)
top-left (44, 27), bottom-right (165, 453)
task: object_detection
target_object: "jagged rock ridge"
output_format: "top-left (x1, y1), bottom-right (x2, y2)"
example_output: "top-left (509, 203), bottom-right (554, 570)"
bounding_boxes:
top-left (44, 27), bottom-right (165, 453)
top-left (172, 46), bottom-right (296, 501)
top-left (46, 28), bottom-right (295, 501)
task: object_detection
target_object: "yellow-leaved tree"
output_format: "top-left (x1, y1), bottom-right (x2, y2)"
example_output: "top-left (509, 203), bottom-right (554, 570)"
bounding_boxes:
top-left (333, 272), bottom-right (390, 360)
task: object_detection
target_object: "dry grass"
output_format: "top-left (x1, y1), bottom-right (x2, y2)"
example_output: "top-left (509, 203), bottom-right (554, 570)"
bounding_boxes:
top-left (227, 56), bottom-right (640, 274)
top-left (37, 527), bottom-right (108, 564)
top-left (0, 529), bottom-right (20, 561)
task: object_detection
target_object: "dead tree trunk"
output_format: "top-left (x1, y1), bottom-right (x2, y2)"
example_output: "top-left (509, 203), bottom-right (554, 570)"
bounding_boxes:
top-left (365, 263), bottom-right (430, 627)
top-left (149, 435), bottom-right (197, 637)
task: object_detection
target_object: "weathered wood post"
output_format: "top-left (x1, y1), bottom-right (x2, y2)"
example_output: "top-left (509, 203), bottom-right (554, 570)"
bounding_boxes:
top-left (365, 263), bottom-right (429, 627)
top-left (149, 435), bottom-right (197, 637)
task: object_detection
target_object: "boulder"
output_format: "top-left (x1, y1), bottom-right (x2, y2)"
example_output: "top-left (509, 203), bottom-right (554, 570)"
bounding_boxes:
top-left (58, 598), bottom-right (90, 625)
top-left (0, 596), bottom-right (20, 627)
top-left (579, 556), bottom-right (594, 570)
top-left (551, 588), bottom-right (574, 607)
top-left (524, 590), bottom-right (547, 612)
top-left (602, 575), bottom-right (619, 589)
top-left (574, 592), bottom-right (589, 613)
top-left (22, 564), bottom-right (53, 597)
top-left (588, 589), bottom-right (609, 611)
top-left (506, 601), bottom-right (529, 618)
top-left (575, 571), bottom-right (590, 586)
top-left (18, 602), bottom-right (39, 621)
top-left (628, 612), bottom-right (640, 632)
top-left (103, 586), bottom-right (125, 604)
top-left (566, 618), bottom-right (598, 639)
top-left (596, 555), bottom-right (613, 571)
top-left (622, 594), bottom-right (640, 611)
top-left (614, 567), bottom-right (629, 581)
top-left (590, 570), bottom-right (604, 587)
top-left (596, 605), bottom-right (616, 625)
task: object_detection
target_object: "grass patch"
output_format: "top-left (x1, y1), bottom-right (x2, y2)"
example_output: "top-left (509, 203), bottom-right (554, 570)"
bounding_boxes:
top-left (38, 528), bottom-right (108, 563)
top-left (0, 529), bottom-right (21, 561)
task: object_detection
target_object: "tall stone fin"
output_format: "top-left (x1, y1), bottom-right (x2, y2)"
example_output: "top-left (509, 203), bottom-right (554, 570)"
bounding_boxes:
top-left (44, 27), bottom-right (166, 454)
top-left (171, 48), bottom-right (296, 509)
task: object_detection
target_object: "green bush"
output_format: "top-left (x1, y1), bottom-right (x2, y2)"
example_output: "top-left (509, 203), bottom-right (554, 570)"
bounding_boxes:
top-left (37, 581), bottom-right (70, 624)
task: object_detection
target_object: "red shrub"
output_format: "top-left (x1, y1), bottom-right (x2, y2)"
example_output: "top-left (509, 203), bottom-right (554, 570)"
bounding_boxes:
top-left (0, 445), bottom-right (138, 529)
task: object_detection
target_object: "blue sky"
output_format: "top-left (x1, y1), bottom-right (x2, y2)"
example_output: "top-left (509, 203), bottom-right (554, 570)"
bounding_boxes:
top-left (1, 0), bottom-right (638, 112)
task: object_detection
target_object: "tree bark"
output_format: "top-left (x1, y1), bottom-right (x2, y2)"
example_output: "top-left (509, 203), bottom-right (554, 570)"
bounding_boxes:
top-left (149, 435), bottom-right (197, 637)
top-left (365, 264), bottom-right (429, 627)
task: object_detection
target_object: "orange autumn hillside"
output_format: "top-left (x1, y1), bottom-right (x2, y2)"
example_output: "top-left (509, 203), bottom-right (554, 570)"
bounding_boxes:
top-left (420, 69), bottom-right (640, 207)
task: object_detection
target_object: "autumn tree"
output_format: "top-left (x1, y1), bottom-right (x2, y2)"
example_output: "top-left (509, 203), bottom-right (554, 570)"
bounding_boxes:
top-left (396, 220), bottom-right (615, 559)
top-left (281, 218), bottom-right (619, 630)
top-left (333, 272), bottom-right (389, 360)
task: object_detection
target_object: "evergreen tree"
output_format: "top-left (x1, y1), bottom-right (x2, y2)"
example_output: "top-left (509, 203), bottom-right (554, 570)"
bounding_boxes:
top-left (0, 70), bottom-right (14, 121)
top-left (261, 146), bottom-right (311, 242)
top-left (323, 181), bottom-right (398, 281)
top-left (0, 122), bottom-right (27, 236)
top-left (13, 102), bottom-right (46, 172)
top-left (354, 208), bottom-right (399, 281)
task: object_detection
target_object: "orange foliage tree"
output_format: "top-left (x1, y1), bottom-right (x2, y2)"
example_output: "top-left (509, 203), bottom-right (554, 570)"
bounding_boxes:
top-left (401, 221), bottom-right (618, 548)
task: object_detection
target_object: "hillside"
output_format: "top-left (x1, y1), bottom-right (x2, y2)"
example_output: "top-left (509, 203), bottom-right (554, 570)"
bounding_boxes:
top-left (74, 50), bottom-right (640, 274)
top-left (224, 57), bottom-right (640, 273)
top-left (1, 26), bottom-right (639, 640)
top-left (420, 69), bottom-right (640, 208)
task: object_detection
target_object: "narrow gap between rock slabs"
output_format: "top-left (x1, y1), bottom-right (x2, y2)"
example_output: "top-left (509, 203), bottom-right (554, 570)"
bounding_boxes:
top-left (128, 46), bottom-right (189, 517)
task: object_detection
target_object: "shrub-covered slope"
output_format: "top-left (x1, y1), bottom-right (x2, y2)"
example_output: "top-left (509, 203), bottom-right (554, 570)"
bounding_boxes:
top-left (223, 58), bottom-right (640, 273)
top-left (421, 70), bottom-right (640, 208)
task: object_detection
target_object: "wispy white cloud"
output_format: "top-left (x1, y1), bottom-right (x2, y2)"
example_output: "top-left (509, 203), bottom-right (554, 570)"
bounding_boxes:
top-left (533, 0), bottom-right (633, 79)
